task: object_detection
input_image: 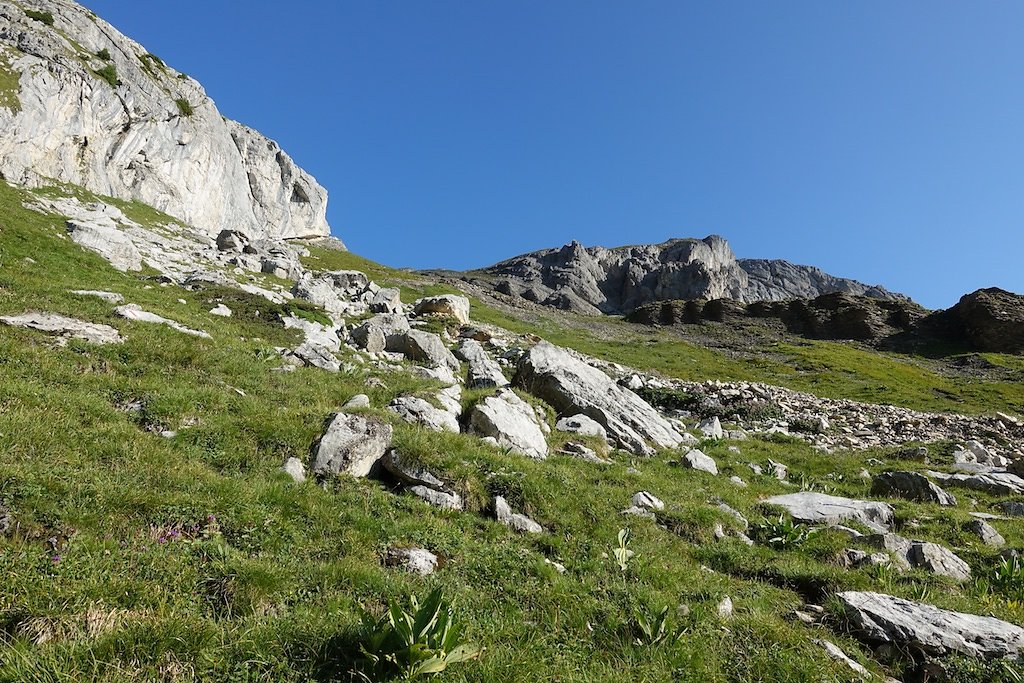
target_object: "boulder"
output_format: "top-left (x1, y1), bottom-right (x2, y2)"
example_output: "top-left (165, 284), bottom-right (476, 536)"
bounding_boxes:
top-left (69, 290), bottom-right (124, 304)
top-left (837, 591), bottom-right (1024, 657)
top-left (408, 485), bottom-right (463, 510)
top-left (0, 312), bottom-right (123, 344)
top-left (392, 330), bottom-right (460, 372)
top-left (681, 449), bottom-right (718, 475)
top-left (945, 288), bottom-right (1024, 354)
top-left (292, 270), bottom-right (370, 316)
top-left (765, 493), bottom-right (893, 532)
top-left (632, 491), bottom-right (665, 511)
top-left (309, 413), bottom-right (393, 479)
top-left (494, 496), bottom-right (543, 533)
top-left (928, 470), bottom-right (1024, 496)
top-left (388, 396), bottom-right (460, 433)
top-left (352, 313), bottom-right (410, 351)
top-left (379, 451), bottom-right (450, 491)
top-left (555, 414), bottom-right (607, 440)
top-left (282, 315), bottom-right (341, 352)
top-left (994, 501), bottom-right (1024, 517)
top-left (287, 342), bottom-right (340, 372)
top-left (864, 533), bottom-right (971, 581)
top-left (871, 471), bottom-right (957, 506)
top-left (114, 304), bottom-right (211, 339)
top-left (966, 519), bottom-right (1005, 547)
top-left (209, 304), bottom-right (232, 317)
top-left (66, 219), bottom-right (143, 271)
top-left (384, 547), bottom-right (438, 576)
top-left (699, 416), bottom-right (723, 440)
top-left (369, 287), bottom-right (403, 314)
top-left (414, 295), bottom-right (470, 324)
top-left (342, 394), bottom-right (371, 410)
top-left (454, 339), bottom-right (508, 388)
top-left (467, 390), bottom-right (548, 459)
top-left (282, 457), bottom-right (306, 483)
top-left (513, 342), bottom-right (683, 456)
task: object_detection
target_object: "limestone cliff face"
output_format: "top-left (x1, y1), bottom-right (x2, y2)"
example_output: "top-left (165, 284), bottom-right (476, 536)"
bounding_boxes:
top-left (0, 0), bottom-right (331, 240)
top-left (484, 235), bottom-right (904, 314)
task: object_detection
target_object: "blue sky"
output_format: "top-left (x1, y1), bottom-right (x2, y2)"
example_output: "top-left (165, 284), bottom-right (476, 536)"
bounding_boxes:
top-left (84, 1), bottom-right (1023, 309)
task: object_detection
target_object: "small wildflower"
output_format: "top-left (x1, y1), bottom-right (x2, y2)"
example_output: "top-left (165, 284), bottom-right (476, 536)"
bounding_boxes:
top-left (51, 554), bottom-right (61, 564)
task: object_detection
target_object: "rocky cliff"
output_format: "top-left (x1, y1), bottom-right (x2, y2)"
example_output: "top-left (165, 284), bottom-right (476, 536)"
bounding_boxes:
top-left (0, 0), bottom-right (331, 240)
top-left (482, 235), bottom-right (905, 314)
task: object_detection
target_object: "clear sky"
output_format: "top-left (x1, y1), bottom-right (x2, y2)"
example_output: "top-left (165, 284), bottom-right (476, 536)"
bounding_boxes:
top-left (83, 1), bottom-right (1023, 309)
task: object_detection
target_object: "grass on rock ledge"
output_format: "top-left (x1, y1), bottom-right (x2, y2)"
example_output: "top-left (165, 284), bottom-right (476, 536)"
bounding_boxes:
top-left (0, 179), bottom-right (1022, 681)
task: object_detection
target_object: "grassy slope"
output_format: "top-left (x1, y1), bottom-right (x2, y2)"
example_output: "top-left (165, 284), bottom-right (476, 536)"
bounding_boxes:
top-left (0, 181), bottom-right (1021, 681)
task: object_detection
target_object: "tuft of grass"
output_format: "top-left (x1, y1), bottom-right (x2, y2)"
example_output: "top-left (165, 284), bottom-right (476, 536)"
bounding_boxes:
top-left (95, 48), bottom-right (111, 61)
top-left (24, 9), bottom-right (54, 26)
top-left (174, 98), bottom-right (193, 117)
top-left (93, 64), bottom-right (119, 88)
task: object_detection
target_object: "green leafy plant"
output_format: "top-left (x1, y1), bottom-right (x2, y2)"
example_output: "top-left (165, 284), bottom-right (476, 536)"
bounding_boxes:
top-left (990, 558), bottom-right (1024, 601)
top-left (356, 588), bottom-right (481, 680)
top-left (633, 604), bottom-right (679, 645)
top-left (753, 515), bottom-right (816, 550)
top-left (94, 65), bottom-right (119, 87)
top-left (613, 528), bottom-right (634, 572)
top-left (95, 48), bottom-right (111, 61)
top-left (25, 10), bottom-right (54, 26)
top-left (175, 98), bottom-right (194, 117)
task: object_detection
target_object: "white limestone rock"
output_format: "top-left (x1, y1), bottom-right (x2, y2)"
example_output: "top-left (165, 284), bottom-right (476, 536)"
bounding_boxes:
top-left (0, 311), bottom-right (122, 344)
top-left (468, 390), bottom-right (548, 459)
top-left (114, 304), bottom-right (210, 338)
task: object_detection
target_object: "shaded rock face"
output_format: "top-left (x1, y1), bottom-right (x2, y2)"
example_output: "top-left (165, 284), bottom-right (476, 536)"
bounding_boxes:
top-left (0, 0), bottom-right (331, 241)
top-left (628, 292), bottom-right (925, 343)
top-left (838, 591), bottom-right (1024, 658)
top-left (513, 342), bottom-right (683, 456)
top-left (484, 235), bottom-right (902, 314)
top-left (940, 288), bottom-right (1024, 354)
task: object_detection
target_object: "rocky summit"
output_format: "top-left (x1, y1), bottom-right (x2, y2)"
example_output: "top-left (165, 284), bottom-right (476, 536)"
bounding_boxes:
top-left (2, 4), bottom-right (1024, 683)
top-left (476, 235), bottom-right (903, 314)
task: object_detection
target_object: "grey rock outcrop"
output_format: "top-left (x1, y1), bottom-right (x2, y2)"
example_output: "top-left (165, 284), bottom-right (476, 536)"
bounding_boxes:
top-left (494, 496), bottom-right (543, 533)
top-left (379, 450), bottom-right (449, 491)
top-left (0, 0), bottom-right (331, 241)
top-left (454, 339), bottom-right (508, 388)
top-left (871, 471), bottom-right (957, 506)
top-left (555, 414), bottom-right (607, 440)
top-left (966, 519), bottom-right (1005, 547)
top-left (114, 304), bottom-right (210, 338)
top-left (66, 215), bottom-right (143, 271)
top-left (467, 390), bottom-right (548, 459)
top-left (483, 235), bottom-right (902, 314)
top-left (392, 330), bottom-right (460, 373)
top-left (70, 289), bottom-right (124, 304)
top-left (838, 591), bottom-right (1024, 658)
top-left (681, 449), bottom-right (718, 475)
top-left (309, 413), bottom-right (393, 479)
top-left (513, 342), bottom-right (683, 456)
top-left (0, 311), bottom-right (122, 344)
top-left (928, 470), bottom-right (1024, 496)
top-left (384, 547), bottom-right (438, 576)
top-left (388, 396), bottom-right (460, 434)
top-left (765, 493), bottom-right (893, 532)
top-left (414, 295), bottom-right (470, 324)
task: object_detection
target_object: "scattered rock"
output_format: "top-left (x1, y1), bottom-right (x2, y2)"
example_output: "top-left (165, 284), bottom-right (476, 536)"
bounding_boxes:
top-left (559, 442), bottom-right (610, 464)
top-left (513, 342), bottom-right (684, 456)
top-left (393, 330), bottom-right (460, 372)
top-left (209, 303), bottom-right (232, 317)
top-left (468, 390), bottom-right (548, 459)
top-left (343, 394), bottom-right (370, 410)
top-left (388, 396), bottom-right (460, 433)
top-left (309, 413), bottom-right (393, 479)
top-left (384, 547), bottom-right (438, 576)
top-left (966, 519), bottom-right (1005, 548)
top-left (681, 449), bottom-right (718, 475)
top-left (369, 288), bottom-right (403, 314)
top-left (114, 304), bottom-right (211, 339)
top-left (413, 295), bottom-right (471, 324)
top-left (716, 596), bottom-right (734, 619)
top-left (282, 457), bottom-right (306, 483)
top-left (408, 485), bottom-right (463, 511)
top-left (871, 471), bottom-right (957, 506)
top-left (632, 491), bottom-right (665, 511)
top-left (286, 342), bottom-right (340, 372)
top-left (699, 416), bottom-right (723, 440)
top-left (494, 496), bottom-right (543, 533)
top-left (69, 290), bottom-right (124, 304)
top-left (554, 414), bottom-right (607, 440)
top-left (838, 591), bottom-right (1024, 657)
top-left (993, 501), bottom-right (1024, 517)
top-left (379, 451), bottom-right (449, 492)
top-left (283, 315), bottom-right (342, 352)
top-left (0, 312), bottom-right (123, 344)
top-left (765, 493), bottom-right (893, 532)
top-left (813, 639), bottom-right (871, 678)
top-left (455, 339), bottom-right (508, 388)
top-left (928, 471), bottom-right (1024, 496)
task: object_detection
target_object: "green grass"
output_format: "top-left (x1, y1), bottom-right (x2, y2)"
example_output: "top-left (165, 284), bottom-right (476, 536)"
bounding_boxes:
top-left (93, 64), bottom-right (119, 88)
top-left (24, 9), bottom-right (53, 26)
top-left (1, 179), bottom-right (1023, 680)
top-left (174, 98), bottom-right (194, 117)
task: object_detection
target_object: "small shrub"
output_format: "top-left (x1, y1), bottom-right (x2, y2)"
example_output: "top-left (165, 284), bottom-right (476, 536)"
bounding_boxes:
top-left (25, 10), bottom-right (54, 26)
top-left (356, 588), bottom-right (481, 679)
top-left (991, 558), bottom-right (1024, 601)
top-left (95, 48), bottom-right (111, 61)
top-left (175, 98), bottom-right (193, 117)
top-left (633, 604), bottom-right (680, 645)
top-left (94, 65), bottom-right (119, 88)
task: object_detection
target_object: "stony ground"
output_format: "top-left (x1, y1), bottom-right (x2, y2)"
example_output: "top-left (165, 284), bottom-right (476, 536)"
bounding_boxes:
top-left (2, 179), bottom-right (1024, 682)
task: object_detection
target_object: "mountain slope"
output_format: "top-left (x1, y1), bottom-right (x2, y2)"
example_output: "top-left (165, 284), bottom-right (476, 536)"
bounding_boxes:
top-left (0, 0), bottom-right (331, 240)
